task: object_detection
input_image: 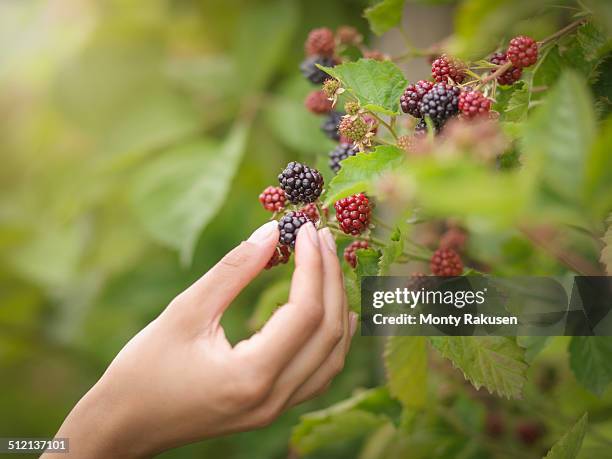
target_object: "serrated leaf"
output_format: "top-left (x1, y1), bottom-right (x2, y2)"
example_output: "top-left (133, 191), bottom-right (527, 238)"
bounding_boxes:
top-left (356, 248), bottom-right (382, 277)
top-left (517, 336), bottom-right (552, 363)
top-left (378, 227), bottom-right (404, 275)
top-left (602, 215), bottom-right (612, 275)
top-left (319, 60), bottom-right (407, 115)
top-left (543, 414), bottom-right (588, 459)
top-left (384, 336), bottom-right (427, 409)
top-left (569, 336), bottom-right (612, 395)
top-left (503, 85), bottom-right (530, 121)
top-left (564, 22), bottom-right (610, 82)
top-left (248, 278), bottom-right (291, 330)
top-left (364, 0), bottom-right (405, 36)
top-left (522, 71), bottom-right (596, 211)
top-left (131, 122), bottom-right (249, 265)
top-left (429, 336), bottom-right (528, 399)
top-left (323, 145), bottom-right (405, 206)
top-left (291, 387), bottom-right (400, 454)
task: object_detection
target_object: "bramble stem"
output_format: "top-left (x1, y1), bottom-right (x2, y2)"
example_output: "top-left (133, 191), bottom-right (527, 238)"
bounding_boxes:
top-left (538, 18), bottom-right (586, 46)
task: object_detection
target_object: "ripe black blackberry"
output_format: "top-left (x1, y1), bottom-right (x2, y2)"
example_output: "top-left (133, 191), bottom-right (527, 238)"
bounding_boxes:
top-left (320, 111), bottom-right (344, 140)
top-left (489, 52), bottom-right (522, 85)
top-left (343, 240), bottom-right (369, 268)
top-left (329, 143), bottom-right (359, 173)
top-left (265, 245), bottom-right (291, 269)
top-left (400, 80), bottom-right (434, 118)
top-left (278, 211), bottom-right (312, 248)
top-left (300, 55), bottom-right (336, 85)
top-left (278, 161), bottom-right (324, 204)
top-left (418, 83), bottom-right (460, 129)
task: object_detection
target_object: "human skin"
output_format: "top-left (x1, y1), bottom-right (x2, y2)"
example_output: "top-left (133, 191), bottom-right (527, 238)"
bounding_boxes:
top-left (40, 221), bottom-right (356, 458)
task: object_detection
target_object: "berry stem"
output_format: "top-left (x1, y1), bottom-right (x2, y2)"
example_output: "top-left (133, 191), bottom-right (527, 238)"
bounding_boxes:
top-left (538, 18), bottom-right (587, 46)
top-left (372, 136), bottom-right (394, 146)
top-left (366, 111), bottom-right (399, 140)
top-left (478, 61), bottom-right (513, 88)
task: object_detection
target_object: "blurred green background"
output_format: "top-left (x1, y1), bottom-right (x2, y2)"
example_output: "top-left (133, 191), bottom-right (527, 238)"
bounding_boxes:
top-left (0, 0), bottom-right (380, 457)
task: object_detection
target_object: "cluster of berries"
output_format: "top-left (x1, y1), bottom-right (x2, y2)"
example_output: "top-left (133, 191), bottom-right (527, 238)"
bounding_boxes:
top-left (400, 36), bottom-right (537, 135)
top-left (259, 159), bottom-right (373, 269)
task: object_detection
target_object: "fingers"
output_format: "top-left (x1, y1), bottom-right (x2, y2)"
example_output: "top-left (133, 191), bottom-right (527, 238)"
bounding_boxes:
top-left (167, 221), bottom-right (279, 328)
top-left (288, 312), bottom-right (357, 406)
top-left (263, 228), bottom-right (347, 404)
top-left (233, 222), bottom-right (324, 379)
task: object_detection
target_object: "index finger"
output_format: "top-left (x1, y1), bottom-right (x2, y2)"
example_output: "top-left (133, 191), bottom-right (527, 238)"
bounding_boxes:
top-left (234, 222), bottom-right (324, 376)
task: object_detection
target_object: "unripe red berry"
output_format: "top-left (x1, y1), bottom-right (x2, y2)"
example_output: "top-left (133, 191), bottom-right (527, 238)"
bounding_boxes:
top-left (265, 245), bottom-right (291, 269)
top-left (515, 421), bottom-right (545, 446)
top-left (458, 90), bottom-right (492, 118)
top-left (489, 52), bottom-right (522, 85)
top-left (334, 193), bottom-right (371, 236)
top-left (258, 186), bottom-right (286, 212)
top-left (344, 240), bottom-right (369, 268)
top-left (507, 35), bottom-right (538, 69)
top-left (305, 90), bottom-right (332, 114)
top-left (430, 248), bottom-right (463, 276)
top-left (431, 54), bottom-right (467, 84)
top-left (305, 28), bottom-right (335, 57)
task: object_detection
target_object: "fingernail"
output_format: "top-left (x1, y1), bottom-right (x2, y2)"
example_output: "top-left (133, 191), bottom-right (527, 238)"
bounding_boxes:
top-left (302, 222), bottom-right (319, 247)
top-left (320, 228), bottom-right (336, 253)
top-left (349, 313), bottom-right (358, 336)
top-left (247, 221), bottom-right (277, 244)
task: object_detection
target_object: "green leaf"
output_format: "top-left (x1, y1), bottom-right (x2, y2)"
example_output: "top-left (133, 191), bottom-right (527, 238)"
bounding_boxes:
top-left (602, 215), bottom-right (612, 275)
top-left (522, 71), bottom-right (597, 211)
top-left (531, 46), bottom-right (564, 101)
top-left (131, 122), bottom-right (250, 265)
top-left (517, 336), bottom-right (552, 363)
top-left (248, 278), bottom-right (291, 331)
top-left (569, 336), bottom-right (612, 395)
top-left (543, 414), bottom-right (588, 459)
top-left (344, 266), bottom-right (361, 313)
top-left (364, 0), bottom-right (405, 36)
top-left (384, 336), bottom-right (427, 409)
top-left (563, 22), bottom-right (610, 83)
top-left (323, 145), bottom-right (405, 207)
top-left (356, 248), bottom-right (382, 277)
top-left (378, 227), bottom-right (404, 275)
top-left (319, 60), bottom-right (407, 115)
top-left (429, 337), bottom-right (528, 399)
top-left (503, 85), bottom-right (530, 121)
top-left (291, 387), bottom-right (400, 454)
top-left (584, 117), bottom-right (612, 221)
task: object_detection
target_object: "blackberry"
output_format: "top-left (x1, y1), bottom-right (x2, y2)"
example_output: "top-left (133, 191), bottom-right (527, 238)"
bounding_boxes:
top-left (305, 28), bottom-right (335, 57)
top-left (278, 211), bottom-right (312, 248)
top-left (431, 54), bottom-right (467, 84)
top-left (397, 135), bottom-right (414, 153)
top-left (338, 115), bottom-right (369, 143)
top-left (458, 90), bottom-right (491, 118)
top-left (344, 240), bottom-right (369, 268)
top-left (258, 186), bottom-right (286, 212)
top-left (418, 83), bottom-right (460, 129)
top-left (334, 193), bottom-right (371, 236)
top-left (336, 26), bottom-right (362, 46)
top-left (265, 245), bottom-right (291, 269)
top-left (439, 227), bottom-right (467, 252)
top-left (344, 101), bottom-right (360, 115)
top-left (278, 161), bottom-right (324, 204)
top-left (300, 55), bottom-right (336, 85)
top-left (329, 142), bottom-right (359, 173)
top-left (515, 421), bottom-right (545, 446)
top-left (400, 80), bottom-right (434, 118)
top-left (430, 248), bottom-right (463, 276)
top-left (320, 111), bottom-right (344, 140)
top-left (507, 35), bottom-right (538, 69)
top-left (485, 413), bottom-right (505, 438)
top-left (322, 78), bottom-right (341, 98)
top-left (305, 90), bottom-right (332, 114)
top-left (489, 52), bottom-right (522, 85)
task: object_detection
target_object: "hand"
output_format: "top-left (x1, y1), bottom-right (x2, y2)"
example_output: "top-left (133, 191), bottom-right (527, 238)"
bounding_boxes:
top-left (43, 221), bottom-right (357, 458)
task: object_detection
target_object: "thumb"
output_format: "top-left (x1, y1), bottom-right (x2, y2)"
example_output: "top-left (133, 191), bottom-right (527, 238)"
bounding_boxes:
top-left (168, 221), bottom-right (279, 329)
